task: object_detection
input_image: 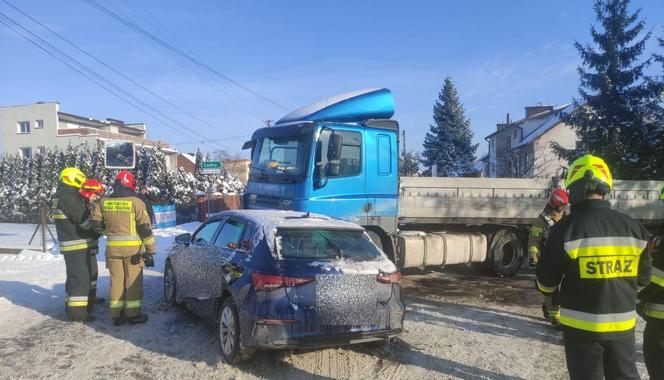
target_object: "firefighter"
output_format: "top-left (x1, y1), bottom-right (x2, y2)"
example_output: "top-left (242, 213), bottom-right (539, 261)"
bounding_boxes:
top-left (528, 188), bottom-right (569, 326)
top-left (638, 183), bottom-right (664, 379)
top-left (91, 171), bottom-right (156, 326)
top-left (536, 154), bottom-right (651, 380)
top-left (52, 167), bottom-right (100, 322)
top-left (78, 179), bottom-right (106, 311)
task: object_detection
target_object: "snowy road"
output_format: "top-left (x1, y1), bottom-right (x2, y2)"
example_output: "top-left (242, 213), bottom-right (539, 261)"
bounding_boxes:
top-left (0, 224), bottom-right (649, 379)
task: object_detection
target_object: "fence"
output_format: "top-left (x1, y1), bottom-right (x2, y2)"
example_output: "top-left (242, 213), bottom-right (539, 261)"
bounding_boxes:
top-left (195, 193), bottom-right (243, 222)
top-left (0, 204), bottom-right (56, 254)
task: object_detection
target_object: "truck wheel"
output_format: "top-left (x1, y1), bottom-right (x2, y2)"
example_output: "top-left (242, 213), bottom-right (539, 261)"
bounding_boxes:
top-left (487, 230), bottom-right (525, 277)
top-left (366, 229), bottom-right (396, 264)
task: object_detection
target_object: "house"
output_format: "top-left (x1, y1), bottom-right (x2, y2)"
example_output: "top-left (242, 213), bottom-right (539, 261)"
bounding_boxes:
top-left (0, 102), bottom-right (178, 171)
top-left (177, 153), bottom-right (197, 173)
top-left (484, 104), bottom-right (578, 179)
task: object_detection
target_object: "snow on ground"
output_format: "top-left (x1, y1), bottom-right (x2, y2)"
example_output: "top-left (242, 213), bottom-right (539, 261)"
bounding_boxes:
top-left (0, 223), bottom-right (650, 379)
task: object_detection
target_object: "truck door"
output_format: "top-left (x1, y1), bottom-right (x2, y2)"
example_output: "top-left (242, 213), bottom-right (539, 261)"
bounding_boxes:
top-left (364, 130), bottom-right (398, 233)
top-left (310, 127), bottom-right (367, 224)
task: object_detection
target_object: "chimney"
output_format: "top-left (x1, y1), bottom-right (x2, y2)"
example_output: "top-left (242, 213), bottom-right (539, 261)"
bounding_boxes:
top-left (506, 113), bottom-right (511, 124)
top-left (525, 105), bottom-right (554, 118)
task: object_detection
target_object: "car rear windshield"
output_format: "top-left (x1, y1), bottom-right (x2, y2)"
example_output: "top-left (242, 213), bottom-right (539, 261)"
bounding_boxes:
top-left (275, 229), bottom-right (382, 260)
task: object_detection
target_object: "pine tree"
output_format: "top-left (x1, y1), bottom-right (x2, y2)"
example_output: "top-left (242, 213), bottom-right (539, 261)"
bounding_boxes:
top-left (399, 151), bottom-right (421, 176)
top-left (421, 77), bottom-right (478, 176)
top-left (556, 0), bottom-right (659, 179)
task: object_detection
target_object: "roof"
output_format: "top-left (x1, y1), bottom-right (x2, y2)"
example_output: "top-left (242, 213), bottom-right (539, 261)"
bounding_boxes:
top-left (179, 153), bottom-right (196, 164)
top-left (512, 103), bottom-right (575, 149)
top-left (215, 209), bottom-right (364, 231)
top-left (484, 103), bottom-right (575, 146)
top-left (275, 88), bottom-right (395, 125)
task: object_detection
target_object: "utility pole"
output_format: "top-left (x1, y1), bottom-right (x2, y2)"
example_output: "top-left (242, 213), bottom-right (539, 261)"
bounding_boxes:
top-left (402, 129), bottom-right (406, 156)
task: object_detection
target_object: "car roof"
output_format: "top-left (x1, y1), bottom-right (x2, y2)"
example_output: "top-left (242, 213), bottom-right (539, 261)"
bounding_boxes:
top-left (210, 209), bottom-right (365, 231)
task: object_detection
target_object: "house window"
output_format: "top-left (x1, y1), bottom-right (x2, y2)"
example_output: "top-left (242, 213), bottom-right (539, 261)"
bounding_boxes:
top-left (35, 119), bottom-right (44, 129)
top-left (37, 146), bottom-right (46, 155)
top-left (17, 121), bottom-right (30, 134)
top-left (513, 129), bottom-right (518, 139)
top-left (19, 147), bottom-right (32, 158)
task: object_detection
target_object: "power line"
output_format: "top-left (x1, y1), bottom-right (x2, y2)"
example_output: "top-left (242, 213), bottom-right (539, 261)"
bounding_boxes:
top-left (1, 0), bottom-right (249, 144)
top-left (83, 0), bottom-right (289, 112)
top-left (0, 11), bottom-right (232, 152)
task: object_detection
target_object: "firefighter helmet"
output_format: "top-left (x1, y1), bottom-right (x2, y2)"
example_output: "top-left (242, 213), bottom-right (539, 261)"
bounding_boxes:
top-left (548, 188), bottom-right (569, 208)
top-left (59, 167), bottom-right (87, 189)
top-left (79, 179), bottom-right (105, 200)
top-left (116, 171), bottom-right (137, 191)
top-left (565, 154), bottom-right (612, 203)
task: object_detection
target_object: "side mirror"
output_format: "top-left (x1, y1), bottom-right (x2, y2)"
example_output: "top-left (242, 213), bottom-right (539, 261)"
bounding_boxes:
top-left (175, 233), bottom-right (191, 246)
top-left (327, 133), bottom-right (343, 161)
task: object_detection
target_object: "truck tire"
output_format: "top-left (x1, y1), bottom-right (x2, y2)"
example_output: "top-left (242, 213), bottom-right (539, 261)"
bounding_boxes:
top-left (482, 230), bottom-right (525, 277)
top-left (366, 230), bottom-right (384, 252)
top-left (365, 229), bottom-right (396, 264)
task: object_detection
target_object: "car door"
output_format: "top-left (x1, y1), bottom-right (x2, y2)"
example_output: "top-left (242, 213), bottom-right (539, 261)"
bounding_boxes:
top-left (186, 217), bottom-right (250, 296)
top-left (172, 218), bottom-right (223, 299)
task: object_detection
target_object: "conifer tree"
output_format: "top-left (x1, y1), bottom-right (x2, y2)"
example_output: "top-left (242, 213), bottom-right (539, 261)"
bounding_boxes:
top-left (421, 77), bottom-right (478, 176)
top-left (556, 0), bottom-right (659, 179)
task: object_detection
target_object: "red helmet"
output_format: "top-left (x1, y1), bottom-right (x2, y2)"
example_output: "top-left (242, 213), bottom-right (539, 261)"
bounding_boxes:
top-left (116, 170), bottom-right (137, 191)
top-left (548, 188), bottom-right (570, 208)
top-left (79, 179), bottom-right (105, 200)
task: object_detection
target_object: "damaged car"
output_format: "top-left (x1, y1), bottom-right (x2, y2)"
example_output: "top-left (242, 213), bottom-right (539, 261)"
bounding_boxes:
top-left (164, 210), bottom-right (405, 363)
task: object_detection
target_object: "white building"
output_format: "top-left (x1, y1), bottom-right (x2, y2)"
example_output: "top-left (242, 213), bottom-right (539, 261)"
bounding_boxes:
top-left (0, 102), bottom-right (178, 171)
top-left (484, 104), bottom-right (578, 179)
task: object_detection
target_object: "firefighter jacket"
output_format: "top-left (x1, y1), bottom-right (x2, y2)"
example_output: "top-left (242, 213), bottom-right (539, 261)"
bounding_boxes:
top-left (528, 208), bottom-right (564, 258)
top-left (639, 227), bottom-right (664, 320)
top-left (536, 199), bottom-right (651, 340)
top-left (91, 184), bottom-right (156, 259)
top-left (52, 183), bottom-right (99, 253)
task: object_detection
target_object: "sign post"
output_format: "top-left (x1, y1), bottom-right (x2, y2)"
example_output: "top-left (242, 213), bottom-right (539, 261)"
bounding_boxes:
top-left (200, 161), bottom-right (223, 175)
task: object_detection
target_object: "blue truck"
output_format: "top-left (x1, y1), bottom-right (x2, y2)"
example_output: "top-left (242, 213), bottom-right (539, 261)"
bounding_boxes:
top-left (242, 88), bottom-right (664, 276)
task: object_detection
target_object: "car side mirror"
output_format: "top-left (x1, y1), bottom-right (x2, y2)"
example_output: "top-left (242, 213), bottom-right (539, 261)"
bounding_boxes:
top-left (175, 233), bottom-right (191, 246)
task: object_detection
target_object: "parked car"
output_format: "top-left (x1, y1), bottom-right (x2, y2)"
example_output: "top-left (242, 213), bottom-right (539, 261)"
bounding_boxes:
top-left (164, 209), bottom-right (405, 363)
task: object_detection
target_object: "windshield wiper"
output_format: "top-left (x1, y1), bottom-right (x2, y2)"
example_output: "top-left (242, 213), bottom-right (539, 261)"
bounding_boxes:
top-left (320, 233), bottom-right (344, 259)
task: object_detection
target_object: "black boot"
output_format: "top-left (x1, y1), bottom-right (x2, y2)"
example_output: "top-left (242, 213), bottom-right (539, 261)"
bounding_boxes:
top-left (113, 316), bottom-right (127, 326)
top-left (127, 315), bottom-right (148, 325)
top-left (70, 315), bottom-right (95, 323)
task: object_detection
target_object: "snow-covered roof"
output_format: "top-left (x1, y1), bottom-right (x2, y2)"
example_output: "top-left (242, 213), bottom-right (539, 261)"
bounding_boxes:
top-left (180, 153), bottom-right (196, 164)
top-left (512, 103), bottom-right (575, 149)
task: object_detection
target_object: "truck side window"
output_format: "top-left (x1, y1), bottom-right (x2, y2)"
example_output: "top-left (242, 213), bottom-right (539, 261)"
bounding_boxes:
top-left (377, 134), bottom-right (391, 176)
top-left (315, 130), bottom-right (362, 178)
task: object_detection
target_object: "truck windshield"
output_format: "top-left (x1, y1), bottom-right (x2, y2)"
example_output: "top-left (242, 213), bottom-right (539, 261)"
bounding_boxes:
top-left (250, 133), bottom-right (311, 183)
top-left (276, 229), bottom-right (382, 260)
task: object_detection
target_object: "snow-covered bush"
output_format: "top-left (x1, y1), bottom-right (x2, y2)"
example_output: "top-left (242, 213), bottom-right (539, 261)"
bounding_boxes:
top-left (0, 144), bottom-right (245, 222)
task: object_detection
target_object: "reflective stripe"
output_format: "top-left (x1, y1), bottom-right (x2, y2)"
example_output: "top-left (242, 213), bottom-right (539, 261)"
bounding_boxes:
top-left (110, 300), bottom-right (125, 308)
top-left (564, 237), bottom-right (647, 259)
top-left (651, 267), bottom-right (664, 287)
top-left (530, 226), bottom-right (543, 237)
top-left (529, 246), bottom-right (539, 255)
top-left (646, 303), bottom-right (664, 319)
top-left (537, 280), bottom-right (557, 294)
top-left (107, 235), bottom-right (142, 247)
top-left (143, 236), bottom-right (156, 245)
top-left (52, 213), bottom-right (68, 220)
top-left (79, 218), bottom-right (92, 229)
top-left (59, 238), bottom-right (94, 252)
top-left (67, 296), bottom-right (89, 307)
top-left (126, 300), bottom-right (141, 309)
top-left (560, 308), bottom-right (636, 332)
top-left (130, 212), bottom-right (136, 236)
top-left (90, 280), bottom-right (97, 285)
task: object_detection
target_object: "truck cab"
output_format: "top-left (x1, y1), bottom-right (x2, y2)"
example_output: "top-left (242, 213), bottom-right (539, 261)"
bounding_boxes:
top-left (243, 89), bottom-right (399, 253)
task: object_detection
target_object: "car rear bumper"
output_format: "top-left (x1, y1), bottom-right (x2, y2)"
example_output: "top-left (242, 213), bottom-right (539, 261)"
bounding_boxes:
top-left (255, 327), bottom-right (403, 349)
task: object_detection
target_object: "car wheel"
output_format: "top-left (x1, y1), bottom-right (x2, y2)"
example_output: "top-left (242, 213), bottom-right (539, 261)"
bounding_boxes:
top-left (164, 260), bottom-right (178, 305)
top-left (218, 297), bottom-right (254, 364)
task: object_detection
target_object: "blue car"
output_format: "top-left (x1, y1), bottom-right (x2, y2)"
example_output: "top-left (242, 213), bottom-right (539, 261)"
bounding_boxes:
top-left (164, 209), bottom-right (405, 363)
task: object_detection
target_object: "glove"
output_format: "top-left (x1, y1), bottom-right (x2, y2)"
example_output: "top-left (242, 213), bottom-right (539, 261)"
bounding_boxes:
top-left (130, 253), bottom-right (142, 265)
top-left (142, 252), bottom-right (155, 268)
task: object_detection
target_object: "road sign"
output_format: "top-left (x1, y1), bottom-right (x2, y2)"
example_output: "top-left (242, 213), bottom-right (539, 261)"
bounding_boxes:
top-left (200, 161), bottom-right (223, 174)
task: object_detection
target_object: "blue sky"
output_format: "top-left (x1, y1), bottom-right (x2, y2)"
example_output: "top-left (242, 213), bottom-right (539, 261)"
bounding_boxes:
top-left (1, 0), bottom-right (663, 157)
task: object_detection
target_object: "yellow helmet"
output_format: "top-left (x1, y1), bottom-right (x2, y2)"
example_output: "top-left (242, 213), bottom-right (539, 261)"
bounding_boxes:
top-left (565, 154), bottom-right (612, 190)
top-left (60, 167), bottom-right (87, 189)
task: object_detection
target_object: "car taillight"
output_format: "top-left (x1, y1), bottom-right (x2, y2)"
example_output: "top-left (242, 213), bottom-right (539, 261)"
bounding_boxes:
top-left (377, 271), bottom-right (402, 284)
top-left (251, 272), bottom-right (314, 291)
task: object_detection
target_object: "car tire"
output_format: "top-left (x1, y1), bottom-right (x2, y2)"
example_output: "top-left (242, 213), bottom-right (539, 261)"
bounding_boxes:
top-left (218, 297), bottom-right (254, 364)
top-left (164, 260), bottom-right (178, 305)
